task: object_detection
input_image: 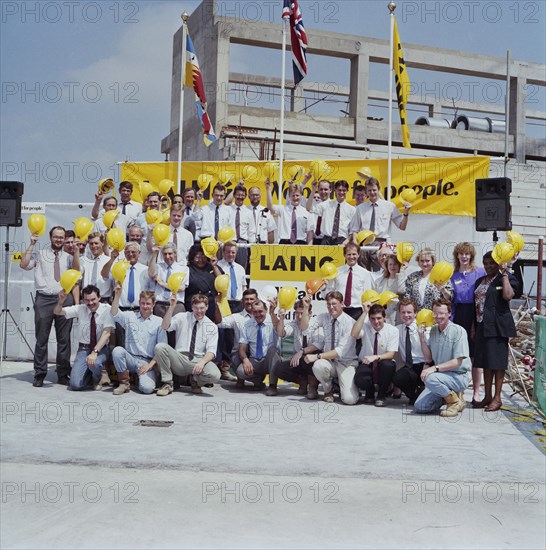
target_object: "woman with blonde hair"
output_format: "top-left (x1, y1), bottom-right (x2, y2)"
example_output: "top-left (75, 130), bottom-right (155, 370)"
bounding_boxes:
top-left (374, 254), bottom-right (407, 325)
top-left (451, 242), bottom-right (486, 406)
top-left (404, 247), bottom-right (453, 310)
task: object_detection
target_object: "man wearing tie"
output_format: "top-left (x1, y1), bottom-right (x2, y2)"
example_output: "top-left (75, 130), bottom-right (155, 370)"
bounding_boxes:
top-left (217, 241), bottom-right (247, 314)
top-left (154, 293), bottom-right (221, 396)
top-left (306, 180), bottom-right (355, 246)
top-left (352, 302), bottom-right (399, 407)
top-left (53, 285), bottom-right (114, 391)
top-left (304, 291), bottom-right (360, 405)
top-left (74, 232), bottom-right (112, 303)
top-left (236, 300), bottom-right (281, 390)
top-left (20, 226), bottom-right (76, 387)
top-left (230, 185), bottom-right (255, 270)
top-left (195, 184), bottom-right (233, 240)
top-left (247, 186), bottom-right (275, 244)
top-left (392, 298), bottom-right (428, 405)
top-left (118, 181), bottom-right (142, 221)
top-left (349, 177), bottom-right (411, 271)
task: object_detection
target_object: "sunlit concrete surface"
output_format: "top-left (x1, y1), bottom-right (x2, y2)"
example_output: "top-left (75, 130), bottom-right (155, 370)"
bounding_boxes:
top-left (1, 360), bottom-right (544, 550)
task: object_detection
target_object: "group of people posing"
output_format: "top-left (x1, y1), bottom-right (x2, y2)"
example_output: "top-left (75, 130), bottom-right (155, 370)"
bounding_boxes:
top-left (21, 174), bottom-right (520, 416)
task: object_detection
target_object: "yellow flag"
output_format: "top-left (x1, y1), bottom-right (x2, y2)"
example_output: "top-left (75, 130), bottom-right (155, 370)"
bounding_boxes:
top-left (393, 17), bottom-right (411, 149)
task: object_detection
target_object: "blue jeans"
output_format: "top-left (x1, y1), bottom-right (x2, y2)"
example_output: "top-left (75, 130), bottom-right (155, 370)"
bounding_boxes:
top-left (112, 347), bottom-right (156, 394)
top-left (413, 371), bottom-right (469, 414)
top-left (70, 348), bottom-right (110, 391)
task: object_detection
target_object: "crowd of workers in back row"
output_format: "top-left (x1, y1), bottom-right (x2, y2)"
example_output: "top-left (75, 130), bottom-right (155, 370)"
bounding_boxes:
top-left (21, 173), bottom-right (521, 416)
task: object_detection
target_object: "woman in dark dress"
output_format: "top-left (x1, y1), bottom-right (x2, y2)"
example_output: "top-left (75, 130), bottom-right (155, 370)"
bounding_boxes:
top-left (473, 251), bottom-right (518, 412)
top-left (450, 242), bottom-right (486, 405)
top-left (185, 244), bottom-right (222, 321)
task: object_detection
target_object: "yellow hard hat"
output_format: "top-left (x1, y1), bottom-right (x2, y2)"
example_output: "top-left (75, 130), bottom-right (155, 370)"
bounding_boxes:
top-left (286, 164), bottom-right (305, 181)
top-left (60, 269), bottom-right (82, 294)
top-left (214, 274), bottom-right (230, 295)
top-left (377, 290), bottom-right (398, 307)
top-left (356, 166), bottom-right (373, 180)
top-left (98, 178), bottom-right (115, 195)
top-left (217, 226), bottom-right (236, 244)
top-left (103, 209), bottom-right (120, 229)
top-left (138, 181), bottom-right (154, 202)
top-left (416, 309), bottom-right (435, 327)
top-left (320, 261), bottom-right (338, 280)
top-left (159, 179), bottom-right (174, 195)
top-left (197, 174), bottom-right (213, 191)
top-left (73, 217), bottom-right (94, 240)
top-left (106, 228), bottom-right (125, 252)
top-left (28, 214), bottom-right (46, 236)
top-left (356, 230), bottom-right (376, 246)
top-left (263, 162), bottom-right (279, 180)
top-left (168, 272), bottom-right (186, 294)
top-left (361, 289), bottom-right (380, 304)
top-left (152, 224), bottom-right (171, 246)
top-left (429, 261), bottom-right (454, 285)
top-left (218, 170), bottom-right (235, 185)
top-left (506, 231), bottom-right (524, 253)
top-left (400, 188), bottom-right (417, 204)
top-left (310, 159), bottom-right (330, 181)
top-left (278, 286), bottom-right (298, 311)
top-left (242, 165), bottom-right (259, 184)
top-left (145, 209), bottom-right (162, 225)
top-left (112, 260), bottom-right (130, 283)
top-left (492, 242), bottom-right (515, 265)
top-left (396, 242), bottom-right (414, 264)
top-left (201, 237), bottom-right (219, 259)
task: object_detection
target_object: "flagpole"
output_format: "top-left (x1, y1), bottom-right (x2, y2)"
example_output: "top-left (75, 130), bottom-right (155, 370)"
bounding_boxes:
top-left (177, 11), bottom-right (189, 192)
top-left (387, 1), bottom-right (396, 202)
top-left (278, 17), bottom-right (288, 207)
top-left (504, 50), bottom-right (511, 178)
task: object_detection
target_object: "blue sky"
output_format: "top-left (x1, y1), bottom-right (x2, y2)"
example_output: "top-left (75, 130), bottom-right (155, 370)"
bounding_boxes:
top-left (1, 0), bottom-right (545, 202)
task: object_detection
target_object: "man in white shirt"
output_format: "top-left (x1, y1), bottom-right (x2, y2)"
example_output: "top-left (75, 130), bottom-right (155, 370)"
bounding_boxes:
top-left (247, 186), bottom-right (276, 244)
top-left (349, 177), bottom-right (411, 270)
top-left (236, 300), bottom-right (281, 390)
top-left (156, 206), bottom-right (194, 266)
top-left (53, 285), bottom-right (114, 391)
top-left (181, 187), bottom-right (200, 238)
top-left (392, 298), bottom-right (428, 405)
top-left (304, 291), bottom-right (359, 405)
top-left (91, 195), bottom-right (129, 237)
top-left (126, 225), bottom-right (151, 266)
top-left (118, 181), bottom-right (142, 221)
top-left (20, 226), bottom-right (76, 387)
top-left (196, 184), bottom-right (234, 240)
top-left (266, 180), bottom-right (314, 244)
top-left (307, 180), bottom-right (355, 246)
top-left (154, 293), bottom-right (221, 396)
top-left (352, 302), bottom-right (399, 407)
top-left (326, 242), bottom-right (375, 320)
top-left (217, 241), bottom-right (247, 313)
top-left (230, 185), bottom-right (255, 270)
top-left (111, 285), bottom-right (167, 395)
top-left (74, 232), bottom-right (113, 302)
top-left (217, 288), bottom-right (257, 380)
top-left (267, 295), bottom-right (323, 399)
top-left (310, 180), bottom-right (332, 244)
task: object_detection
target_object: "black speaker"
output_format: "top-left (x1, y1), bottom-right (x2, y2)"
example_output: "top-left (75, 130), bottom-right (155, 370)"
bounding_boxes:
top-left (475, 177), bottom-right (511, 232)
top-left (0, 181), bottom-right (24, 227)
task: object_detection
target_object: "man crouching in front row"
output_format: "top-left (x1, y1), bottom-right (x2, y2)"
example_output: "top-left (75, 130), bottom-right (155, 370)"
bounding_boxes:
top-left (154, 293), bottom-right (221, 396)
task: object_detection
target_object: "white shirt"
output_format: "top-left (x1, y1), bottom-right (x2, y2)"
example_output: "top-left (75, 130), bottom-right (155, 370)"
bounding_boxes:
top-left (282, 317), bottom-right (323, 352)
top-left (311, 200), bottom-right (355, 239)
top-left (241, 318), bottom-right (279, 359)
top-left (273, 204), bottom-right (315, 242)
top-left (219, 309), bottom-right (253, 355)
top-left (169, 224), bottom-right (194, 265)
top-left (217, 260), bottom-right (247, 300)
top-left (349, 199), bottom-right (404, 239)
top-left (21, 244), bottom-right (73, 295)
top-left (113, 310), bottom-right (167, 359)
top-left (168, 311), bottom-right (218, 356)
top-left (93, 213), bottom-right (129, 238)
top-left (396, 321), bottom-right (428, 365)
top-left (357, 320), bottom-right (399, 361)
top-left (197, 202), bottom-right (234, 239)
top-left (231, 204), bottom-right (255, 242)
top-left (311, 312), bottom-right (357, 364)
top-left (327, 264), bottom-right (375, 308)
top-left (247, 205), bottom-right (276, 244)
top-left (118, 200), bottom-right (142, 221)
top-left (117, 263), bottom-right (149, 308)
top-left (63, 303), bottom-right (115, 345)
top-left (79, 253), bottom-right (113, 298)
top-left (150, 261), bottom-right (188, 302)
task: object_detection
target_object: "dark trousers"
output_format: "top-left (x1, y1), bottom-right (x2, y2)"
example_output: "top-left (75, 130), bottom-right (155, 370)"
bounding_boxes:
top-left (393, 363), bottom-right (425, 401)
top-left (227, 300), bottom-right (243, 314)
top-left (269, 356), bottom-right (314, 386)
top-left (354, 360), bottom-right (396, 399)
top-left (217, 327), bottom-right (235, 363)
top-left (33, 292), bottom-right (74, 379)
top-left (343, 307), bottom-right (362, 321)
top-left (279, 239), bottom-right (306, 245)
top-left (321, 236), bottom-right (345, 246)
top-left (235, 240), bottom-right (249, 272)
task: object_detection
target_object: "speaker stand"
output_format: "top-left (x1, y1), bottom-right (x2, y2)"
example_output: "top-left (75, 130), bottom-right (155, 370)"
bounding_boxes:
top-left (0, 226), bottom-right (34, 366)
top-left (492, 230), bottom-right (499, 243)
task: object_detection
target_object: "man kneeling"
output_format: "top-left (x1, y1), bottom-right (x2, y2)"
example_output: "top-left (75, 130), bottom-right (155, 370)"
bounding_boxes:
top-left (111, 284), bottom-right (166, 394)
top-left (154, 293), bottom-right (221, 396)
top-left (414, 299), bottom-right (470, 417)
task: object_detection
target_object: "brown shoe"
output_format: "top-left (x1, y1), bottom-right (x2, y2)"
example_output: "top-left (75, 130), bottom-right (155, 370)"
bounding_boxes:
top-left (323, 392), bottom-right (334, 403)
top-left (235, 378), bottom-right (245, 389)
top-left (265, 385), bottom-right (278, 396)
top-left (253, 382), bottom-right (266, 391)
top-left (306, 387), bottom-right (319, 400)
top-left (190, 376), bottom-right (203, 394)
top-left (157, 383), bottom-right (173, 396)
top-left (221, 371), bottom-right (237, 381)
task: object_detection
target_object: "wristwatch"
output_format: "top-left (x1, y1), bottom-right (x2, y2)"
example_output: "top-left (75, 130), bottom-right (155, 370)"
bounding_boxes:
top-left (435, 365), bottom-right (440, 372)
top-left (93, 349), bottom-right (99, 354)
top-left (317, 353), bottom-right (322, 360)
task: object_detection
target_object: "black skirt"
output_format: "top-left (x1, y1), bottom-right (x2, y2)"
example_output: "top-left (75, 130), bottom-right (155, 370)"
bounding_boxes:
top-left (473, 322), bottom-right (509, 371)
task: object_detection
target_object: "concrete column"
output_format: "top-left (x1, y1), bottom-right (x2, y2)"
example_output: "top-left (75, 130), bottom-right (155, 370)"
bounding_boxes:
top-left (349, 52), bottom-right (369, 145)
top-left (509, 75), bottom-right (526, 162)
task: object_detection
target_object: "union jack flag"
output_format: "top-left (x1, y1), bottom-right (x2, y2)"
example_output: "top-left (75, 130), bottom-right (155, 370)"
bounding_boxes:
top-left (184, 33), bottom-right (216, 147)
top-left (282, 0), bottom-right (308, 86)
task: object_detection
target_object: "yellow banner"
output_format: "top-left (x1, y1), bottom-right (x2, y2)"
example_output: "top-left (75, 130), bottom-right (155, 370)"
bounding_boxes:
top-left (250, 245), bottom-right (345, 282)
top-left (120, 156), bottom-right (489, 217)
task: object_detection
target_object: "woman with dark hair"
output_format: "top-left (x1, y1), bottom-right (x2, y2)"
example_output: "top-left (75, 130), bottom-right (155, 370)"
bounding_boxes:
top-left (374, 253), bottom-right (407, 325)
top-left (185, 244), bottom-right (222, 321)
top-left (404, 247), bottom-right (453, 311)
top-left (473, 251), bottom-right (518, 411)
top-left (451, 242), bottom-right (486, 405)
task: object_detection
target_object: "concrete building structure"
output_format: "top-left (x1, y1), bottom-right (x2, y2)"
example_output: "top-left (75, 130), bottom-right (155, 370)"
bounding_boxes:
top-left (161, 0), bottom-right (545, 259)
